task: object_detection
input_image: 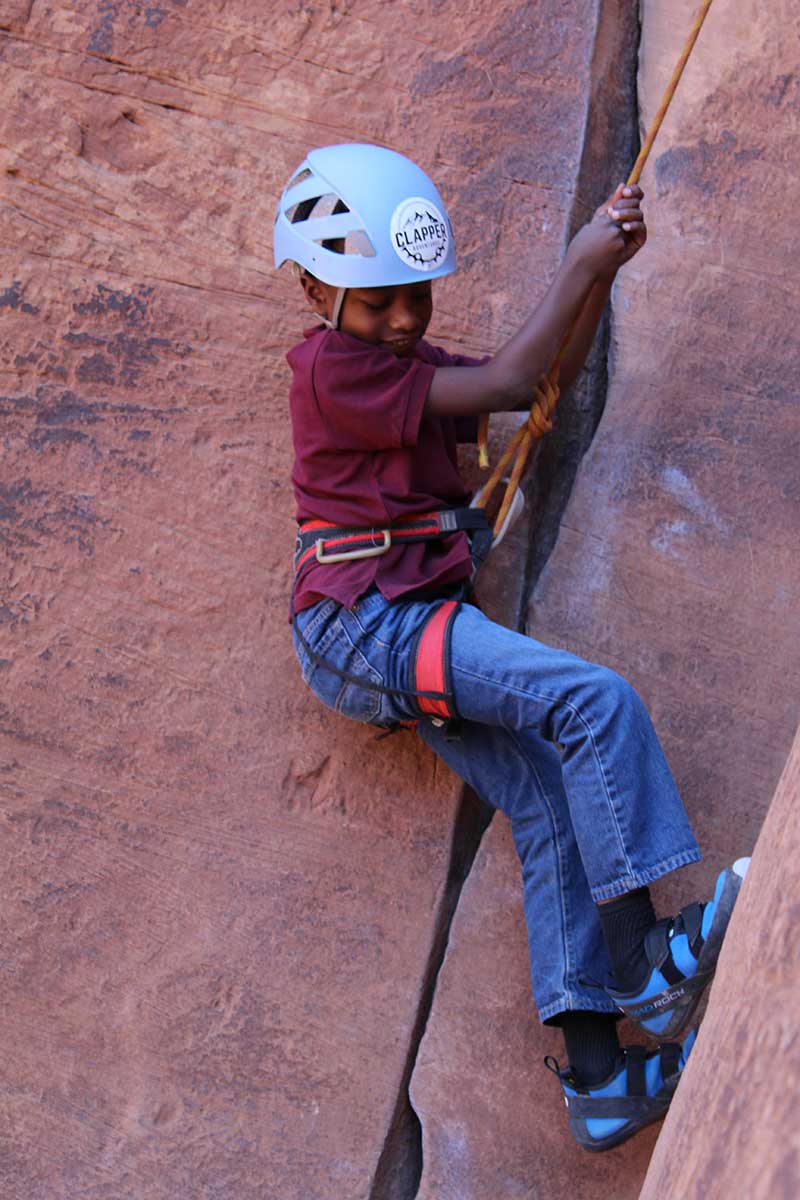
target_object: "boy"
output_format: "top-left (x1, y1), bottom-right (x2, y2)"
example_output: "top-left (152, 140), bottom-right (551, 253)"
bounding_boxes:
top-left (275, 143), bottom-right (748, 1151)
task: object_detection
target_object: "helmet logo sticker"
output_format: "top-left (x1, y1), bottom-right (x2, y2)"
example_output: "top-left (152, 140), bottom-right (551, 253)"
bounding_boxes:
top-left (390, 197), bottom-right (449, 272)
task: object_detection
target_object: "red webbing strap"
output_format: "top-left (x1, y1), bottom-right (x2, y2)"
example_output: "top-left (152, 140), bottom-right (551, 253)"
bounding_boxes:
top-left (413, 600), bottom-right (459, 719)
top-left (294, 511), bottom-right (469, 577)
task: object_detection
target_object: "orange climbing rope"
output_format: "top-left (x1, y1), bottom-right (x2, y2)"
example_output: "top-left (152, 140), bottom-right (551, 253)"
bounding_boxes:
top-left (477, 0), bottom-right (716, 536)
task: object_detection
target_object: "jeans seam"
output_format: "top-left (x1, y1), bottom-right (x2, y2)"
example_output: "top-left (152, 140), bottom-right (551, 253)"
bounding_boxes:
top-left (350, 592), bottom-right (387, 616)
top-left (589, 847), bottom-right (702, 902)
top-left (539, 994), bottom-right (619, 1022)
top-left (333, 616), bottom-right (383, 721)
top-left (295, 616), bottom-right (343, 680)
top-left (300, 598), bottom-right (339, 639)
top-left (344, 605), bottom-right (395, 651)
top-left (455, 664), bottom-right (635, 881)
top-left (564, 703), bottom-right (634, 881)
top-left (508, 728), bottom-right (575, 1011)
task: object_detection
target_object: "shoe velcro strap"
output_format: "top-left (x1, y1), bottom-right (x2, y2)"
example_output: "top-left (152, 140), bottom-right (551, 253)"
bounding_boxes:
top-left (659, 1042), bottom-right (682, 1080)
top-left (568, 1094), bottom-right (668, 1120)
top-left (677, 901), bottom-right (705, 956)
top-left (624, 1045), bottom-right (648, 1097)
top-left (644, 919), bottom-right (685, 985)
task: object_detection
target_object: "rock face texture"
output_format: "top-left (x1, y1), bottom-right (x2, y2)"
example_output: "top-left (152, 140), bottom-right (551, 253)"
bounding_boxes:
top-left (640, 723), bottom-right (800, 1200)
top-left (2, 2), bottom-right (797, 1199)
top-left (0, 2), bottom-right (627, 1198)
top-left (410, 1), bottom-right (800, 1196)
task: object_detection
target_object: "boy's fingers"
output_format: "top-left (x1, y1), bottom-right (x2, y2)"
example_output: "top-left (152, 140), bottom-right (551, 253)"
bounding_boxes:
top-left (620, 221), bottom-right (646, 234)
top-left (601, 182), bottom-right (625, 209)
top-left (608, 206), bottom-right (644, 223)
top-left (601, 183), bottom-right (644, 214)
top-left (611, 199), bottom-right (644, 215)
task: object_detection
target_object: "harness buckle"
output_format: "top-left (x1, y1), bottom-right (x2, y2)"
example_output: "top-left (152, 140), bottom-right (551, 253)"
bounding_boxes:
top-left (315, 530), bottom-right (392, 564)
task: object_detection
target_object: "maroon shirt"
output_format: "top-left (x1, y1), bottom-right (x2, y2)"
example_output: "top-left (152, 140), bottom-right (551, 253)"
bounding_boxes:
top-left (288, 326), bottom-right (486, 611)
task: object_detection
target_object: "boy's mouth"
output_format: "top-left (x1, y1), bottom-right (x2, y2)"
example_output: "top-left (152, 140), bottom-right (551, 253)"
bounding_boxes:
top-left (382, 336), bottom-right (419, 355)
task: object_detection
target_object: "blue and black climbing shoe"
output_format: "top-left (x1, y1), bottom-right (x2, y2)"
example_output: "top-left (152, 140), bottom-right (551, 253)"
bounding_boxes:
top-left (545, 1032), bottom-right (695, 1152)
top-left (606, 858), bottom-right (750, 1039)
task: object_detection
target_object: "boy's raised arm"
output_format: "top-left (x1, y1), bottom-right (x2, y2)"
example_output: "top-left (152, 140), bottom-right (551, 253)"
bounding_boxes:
top-left (425, 185), bottom-right (646, 418)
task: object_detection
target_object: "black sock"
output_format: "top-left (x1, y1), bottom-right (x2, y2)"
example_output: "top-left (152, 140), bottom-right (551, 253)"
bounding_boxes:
top-left (598, 886), bottom-right (657, 991)
top-left (560, 1011), bottom-right (620, 1086)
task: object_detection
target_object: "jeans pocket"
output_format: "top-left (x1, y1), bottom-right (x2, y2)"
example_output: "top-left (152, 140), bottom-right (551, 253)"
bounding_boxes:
top-left (293, 599), bottom-right (337, 684)
top-left (295, 613), bottom-right (384, 726)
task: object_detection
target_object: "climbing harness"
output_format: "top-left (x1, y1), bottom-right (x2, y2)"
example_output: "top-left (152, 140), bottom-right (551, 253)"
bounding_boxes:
top-left (293, 509), bottom-right (490, 575)
top-left (291, 508), bottom-right (492, 725)
top-left (476, 0), bottom-right (717, 535)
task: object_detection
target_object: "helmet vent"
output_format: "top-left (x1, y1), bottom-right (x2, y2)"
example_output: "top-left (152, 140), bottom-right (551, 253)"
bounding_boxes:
top-left (313, 229), bottom-right (376, 258)
top-left (286, 193), bottom-right (350, 224)
top-left (286, 167), bottom-right (312, 189)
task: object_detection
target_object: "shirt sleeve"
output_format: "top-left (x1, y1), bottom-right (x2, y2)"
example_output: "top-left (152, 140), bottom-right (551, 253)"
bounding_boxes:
top-left (418, 341), bottom-right (491, 370)
top-left (415, 340), bottom-right (490, 444)
top-left (311, 332), bottom-right (434, 452)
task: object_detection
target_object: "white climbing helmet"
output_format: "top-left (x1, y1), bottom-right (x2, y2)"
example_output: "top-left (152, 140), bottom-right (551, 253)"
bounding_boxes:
top-left (273, 143), bottom-right (457, 289)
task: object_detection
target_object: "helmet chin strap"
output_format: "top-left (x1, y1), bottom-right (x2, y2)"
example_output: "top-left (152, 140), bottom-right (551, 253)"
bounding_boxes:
top-left (318, 287), bottom-right (346, 331)
top-left (294, 265), bottom-right (346, 332)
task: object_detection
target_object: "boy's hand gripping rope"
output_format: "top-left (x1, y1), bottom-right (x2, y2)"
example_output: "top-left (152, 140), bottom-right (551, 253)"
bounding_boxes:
top-left (476, 0), bottom-right (716, 536)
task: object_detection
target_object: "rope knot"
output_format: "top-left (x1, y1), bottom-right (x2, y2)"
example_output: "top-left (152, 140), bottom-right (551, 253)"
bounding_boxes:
top-left (527, 377), bottom-right (560, 438)
top-left (527, 404), bottom-right (553, 437)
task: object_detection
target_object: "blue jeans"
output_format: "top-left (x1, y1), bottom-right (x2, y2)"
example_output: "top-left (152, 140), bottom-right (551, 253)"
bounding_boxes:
top-left (293, 588), bottom-right (701, 1023)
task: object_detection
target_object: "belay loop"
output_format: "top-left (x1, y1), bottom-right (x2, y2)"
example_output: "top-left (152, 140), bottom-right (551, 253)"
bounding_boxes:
top-left (475, 0), bottom-right (717, 536)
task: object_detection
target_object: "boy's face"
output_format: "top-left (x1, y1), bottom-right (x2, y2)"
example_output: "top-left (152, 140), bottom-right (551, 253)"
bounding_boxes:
top-left (301, 276), bottom-right (433, 357)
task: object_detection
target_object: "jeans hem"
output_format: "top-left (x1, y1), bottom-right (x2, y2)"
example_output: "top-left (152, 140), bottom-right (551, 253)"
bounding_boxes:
top-left (539, 993), bottom-right (620, 1024)
top-left (589, 846), bottom-right (702, 903)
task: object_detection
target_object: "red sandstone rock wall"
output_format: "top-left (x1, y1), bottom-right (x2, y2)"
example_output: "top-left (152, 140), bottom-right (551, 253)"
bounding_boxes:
top-left (0, 2), bottom-right (626, 1197)
top-left (640, 723), bottom-right (800, 1200)
top-left (3, 2), bottom-right (796, 1198)
top-left (410, 1), bottom-right (800, 1196)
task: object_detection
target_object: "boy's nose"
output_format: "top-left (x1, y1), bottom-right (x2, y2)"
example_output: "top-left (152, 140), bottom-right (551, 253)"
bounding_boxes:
top-left (389, 303), bottom-right (420, 332)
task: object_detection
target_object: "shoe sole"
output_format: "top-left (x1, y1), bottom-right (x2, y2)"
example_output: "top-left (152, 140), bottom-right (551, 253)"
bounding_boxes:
top-left (567, 1029), bottom-right (697, 1152)
top-left (570, 1078), bottom-right (680, 1152)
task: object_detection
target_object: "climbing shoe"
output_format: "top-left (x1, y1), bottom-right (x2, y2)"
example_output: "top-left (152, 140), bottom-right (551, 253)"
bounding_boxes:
top-left (545, 1032), bottom-right (695, 1152)
top-left (606, 858), bottom-right (750, 1039)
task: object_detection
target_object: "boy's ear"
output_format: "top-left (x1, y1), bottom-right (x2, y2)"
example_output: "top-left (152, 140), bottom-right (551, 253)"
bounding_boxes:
top-left (299, 272), bottom-right (330, 320)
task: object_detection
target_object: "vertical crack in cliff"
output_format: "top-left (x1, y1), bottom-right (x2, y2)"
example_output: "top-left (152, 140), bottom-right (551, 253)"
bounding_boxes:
top-left (371, 7), bottom-right (643, 1196)
top-left (518, 0), bottom-right (643, 624)
top-left (368, 786), bottom-right (494, 1200)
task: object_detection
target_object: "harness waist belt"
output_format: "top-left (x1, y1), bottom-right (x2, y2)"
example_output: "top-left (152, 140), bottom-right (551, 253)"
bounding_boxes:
top-left (293, 507), bottom-right (489, 576)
